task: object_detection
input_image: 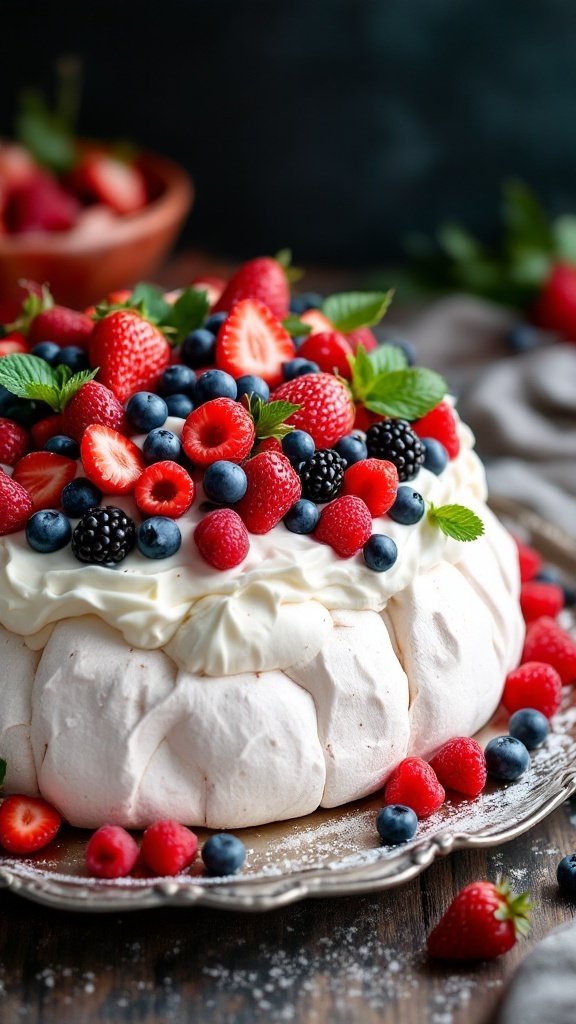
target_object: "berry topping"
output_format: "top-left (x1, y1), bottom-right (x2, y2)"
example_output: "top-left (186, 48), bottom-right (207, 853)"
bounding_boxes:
top-left (502, 661), bottom-right (563, 719)
top-left (485, 736), bottom-right (530, 781)
top-left (165, 393), bottom-right (194, 419)
top-left (281, 429), bottom-right (315, 465)
top-left (202, 460), bottom-right (248, 504)
top-left (427, 879), bottom-right (532, 961)
top-left (125, 392), bottom-right (168, 432)
top-left (134, 461), bottom-right (195, 519)
top-left (384, 757), bottom-right (445, 818)
top-left (194, 508), bottom-right (250, 569)
top-left (55, 346), bottom-right (89, 373)
top-left (365, 419), bottom-right (425, 482)
top-left (557, 854), bottom-right (576, 900)
top-left (522, 616), bottom-right (576, 684)
top-left (181, 328), bottom-right (217, 369)
top-left (283, 498), bottom-right (320, 534)
top-left (143, 427), bottom-right (182, 464)
top-left (508, 709), bottom-right (549, 750)
top-left (296, 330), bottom-right (354, 378)
top-left (235, 374), bottom-right (270, 403)
top-left (362, 533), bottom-right (398, 572)
top-left (182, 398), bottom-right (255, 467)
top-left (429, 737), bottom-right (487, 798)
top-left (71, 506), bottom-right (136, 565)
top-left (0, 794), bottom-right (62, 854)
top-left (314, 494), bottom-right (372, 557)
top-left (62, 380), bottom-right (127, 443)
top-left (215, 298), bottom-right (295, 387)
top-left (26, 510), bottom-right (71, 553)
top-left (412, 401), bottom-right (460, 459)
top-left (202, 833), bottom-right (246, 876)
top-left (30, 414), bottom-right (64, 448)
top-left (282, 357), bottom-right (320, 380)
top-left (80, 424), bottom-right (145, 495)
top-left (333, 432), bottom-right (368, 467)
top-left (343, 458), bottom-right (398, 517)
top-left (12, 451), bottom-right (76, 510)
top-left (387, 485), bottom-right (425, 525)
top-left (28, 305), bottom-right (94, 351)
top-left (45, 434), bottom-right (80, 459)
top-left (0, 470), bottom-right (34, 535)
top-left (61, 478), bottom-right (102, 518)
top-left (0, 417), bottom-right (29, 466)
top-left (299, 449), bottom-right (346, 503)
top-left (194, 368), bottom-right (237, 404)
top-left (85, 825), bottom-right (139, 879)
top-left (272, 373), bottom-right (355, 448)
top-left (422, 437), bottom-right (449, 475)
top-left (376, 805), bottom-right (418, 845)
top-left (157, 364), bottom-right (197, 397)
top-left (520, 581), bottom-right (564, 622)
top-left (214, 256), bottom-right (290, 321)
top-left (140, 819), bottom-right (199, 877)
top-left (236, 451), bottom-right (302, 534)
top-left (89, 310), bottom-right (171, 403)
top-left (136, 516), bottom-right (182, 559)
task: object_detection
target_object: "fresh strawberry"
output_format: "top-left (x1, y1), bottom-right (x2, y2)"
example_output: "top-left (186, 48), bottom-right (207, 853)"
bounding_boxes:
top-left (182, 398), bottom-right (255, 467)
top-left (347, 326), bottom-right (378, 352)
top-left (71, 152), bottom-right (147, 214)
top-left (12, 451), bottom-right (76, 510)
top-left (342, 458), bottom-right (398, 517)
top-left (384, 757), bottom-right (445, 818)
top-left (429, 737), bottom-right (487, 798)
top-left (89, 310), bottom-right (171, 402)
top-left (412, 401), bottom-right (460, 459)
top-left (194, 508), bottom-right (250, 569)
top-left (0, 331), bottom-right (29, 357)
top-left (80, 424), bottom-right (145, 494)
top-left (214, 257), bottom-right (289, 320)
top-left (503, 661), bottom-right (563, 718)
top-left (297, 330), bottom-right (354, 379)
top-left (0, 794), bottom-right (62, 854)
top-left (314, 494), bottom-right (372, 557)
top-left (0, 418), bottom-right (30, 466)
top-left (140, 820), bottom-right (198, 876)
top-left (62, 381), bottom-right (127, 442)
top-left (522, 616), bottom-right (576, 685)
top-left (514, 537), bottom-right (542, 582)
top-left (300, 309), bottom-right (334, 334)
top-left (28, 306), bottom-right (94, 351)
top-left (85, 825), bottom-right (139, 879)
top-left (520, 581), bottom-right (564, 622)
top-left (236, 451), bottom-right (301, 534)
top-left (427, 879), bottom-right (531, 961)
top-left (191, 275), bottom-right (226, 307)
top-left (272, 373), bottom-right (355, 448)
top-left (0, 470), bottom-right (33, 535)
top-left (31, 414), bottom-right (64, 448)
top-left (135, 461), bottom-right (195, 518)
top-left (533, 264), bottom-right (576, 341)
top-left (215, 299), bottom-right (294, 387)
top-left (6, 172), bottom-right (80, 233)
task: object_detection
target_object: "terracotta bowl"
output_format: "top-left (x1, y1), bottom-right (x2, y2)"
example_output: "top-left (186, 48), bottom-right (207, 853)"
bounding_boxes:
top-left (0, 152), bottom-right (193, 309)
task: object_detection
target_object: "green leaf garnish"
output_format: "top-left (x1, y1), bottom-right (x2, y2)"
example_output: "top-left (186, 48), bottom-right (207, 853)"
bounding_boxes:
top-left (281, 315), bottom-right (313, 338)
top-left (274, 248), bottom-right (303, 284)
top-left (165, 288), bottom-right (211, 343)
top-left (349, 345), bottom-right (446, 420)
top-left (0, 758), bottom-right (6, 788)
top-left (322, 290), bottom-right (394, 333)
top-left (246, 396), bottom-right (301, 441)
top-left (0, 354), bottom-right (97, 413)
top-left (94, 283), bottom-right (211, 346)
top-left (129, 282), bottom-right (172, 324)
top-left (428, 503), bottom-right (484, 542)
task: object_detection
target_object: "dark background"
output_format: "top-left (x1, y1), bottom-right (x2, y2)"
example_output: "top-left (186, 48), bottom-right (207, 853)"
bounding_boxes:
top-left (2, 0), bottom-right (576, 265)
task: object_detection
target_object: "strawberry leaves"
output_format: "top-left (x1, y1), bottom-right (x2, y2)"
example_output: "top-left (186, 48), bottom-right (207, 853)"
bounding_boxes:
top-left (350, 344), bottom-right (446, 419)
top-left (0, 354), bottom-right (97, 413)
top-left (245, 396), bottom-right (301, 441)
top-left (95, 282), bottom-right (211, 345)
top-left (322, 290), bottom-right (394, 332)
top-left (428, 503), bottom-right (484, 542)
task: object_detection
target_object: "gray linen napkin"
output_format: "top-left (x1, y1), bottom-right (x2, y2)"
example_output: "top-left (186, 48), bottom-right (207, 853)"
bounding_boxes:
top-left (497, 918), bottom-right (576, 1024)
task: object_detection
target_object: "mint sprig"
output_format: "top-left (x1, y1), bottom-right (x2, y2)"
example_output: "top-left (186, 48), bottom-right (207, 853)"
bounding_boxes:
top-left (428, 503), bottom-right (484, 542)
top-left (0, 354), bottom-right (97, 413)
top-left (349, 344), bottom-right (446, 419)
top-left (322, 290), bottom-right (394, 332)
top-left (0, 758), bottom-right (5, 788)
top-left (281, 315), bottom-right (313, 338)
top-left (246, 396), bottom-right (301, 441)
top-left (95, 282), bottom-right (211, 345)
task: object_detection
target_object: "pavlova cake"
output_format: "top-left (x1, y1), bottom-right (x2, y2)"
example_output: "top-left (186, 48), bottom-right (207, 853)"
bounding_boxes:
top-left (0, 260), bottom-right (524, 830)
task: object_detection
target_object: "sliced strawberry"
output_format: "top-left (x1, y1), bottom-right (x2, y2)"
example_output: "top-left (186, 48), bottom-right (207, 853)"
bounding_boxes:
top-left (215, 299), bottom-right (295, 387)
top-left (0, 794), bottom-right (62, 854)
top-left (300, 309), bottom-right (334, 334)
top-left (12, 451), bottom-right (76, 510)
top-left (0, 470), bottom-right (33, 535)
top-left (0, 331), bottom-right (29, 357)
top-left (72, 153), bottom-right (147, 214)
top-left (81, 424), bottom-right (145, 495)
top-left (135, 461), bottom-right (195, 518)
top-left (297, 330), bottom-right (354, 378)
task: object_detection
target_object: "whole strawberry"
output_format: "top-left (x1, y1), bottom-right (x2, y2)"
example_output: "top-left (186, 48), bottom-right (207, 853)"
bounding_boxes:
top-left (0, 470), bottom-right (33, 535)
top-left (533, 263), bottom-right (576, 341)
top-left (62, 380), bottom-right (127, 442)
top-left (214, 257), bottom-right (290, 320)
top-left (89, 310), bottom-right (171, 402)
top-left (0, 418), bottom-right (30, 466)
top-left (272, 373), bottom-right (355, 448)
top-left (411, 400), bottom-right (460, 459)
top-left (236, 451), bottom-right (301, 533)
top-left (427, 879), bottom-right (531, 961)
top-left (28, 306), bottom-right (94, 351)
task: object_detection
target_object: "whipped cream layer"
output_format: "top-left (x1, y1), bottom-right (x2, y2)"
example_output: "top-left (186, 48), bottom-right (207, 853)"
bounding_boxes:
top-left (0, 417), bottom-right (487, 676)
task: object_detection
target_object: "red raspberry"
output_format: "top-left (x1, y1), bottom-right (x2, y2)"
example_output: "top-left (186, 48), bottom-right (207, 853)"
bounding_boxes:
top-left (412, 401), bottom-right (460, 459)
top-left (135, 461), bottom-right (195, 518)
top-left (272, 373), bottom-right (355, 448)
top-left (31, 414), bottom-right (64, 448)
top-left (429, 737), bottom-right (487, 798)
top-left (503, 661), bottom-right (563, 718)
top-left (342, 458), bottom-right (398, 517)
top-left (314, 494), bottom-right (372, 557)
top-left (85, 825), bottom-right (139, 879)
top-left (182, 398), bottom-right (255, 467)
top-left (62, 380), bottom-right (127, 443)
top-left (236, 451), bottom-right (301, 534)
top-left (514, 538), bottom-right (542, 582)
top-left (522, 617), bottom-right (576, 685)
top-left (0, 469), bottom-right (33, 535)
top-left (140, 819), bottom-right (198, 876)
top-left (297, 330), bottom-right (354, 379)
top-left (0, 418), bottom-right (29, 466)
top-left (520, 581), bottom-right (564, 622)
top-left (384, 757), bottom-right (445, 819)
top-left (194, 508), bottom-right (250, 569)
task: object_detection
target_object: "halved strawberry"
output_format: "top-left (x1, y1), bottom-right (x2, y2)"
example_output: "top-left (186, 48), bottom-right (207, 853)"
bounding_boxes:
top-left (0, 794), bottom-right (62, 854)
top-left (12, 451), bottom-right (76, 510)
top-left (71, 152), bottom-right (147, 214)
top-left (300, 309), bottom-right (334, 334)
top-left (135, 461), bottom-right (195, 518)
top-left (215, 299), bottom-right (295, 387)
top-left (81, 424), bottom-right (145, 495)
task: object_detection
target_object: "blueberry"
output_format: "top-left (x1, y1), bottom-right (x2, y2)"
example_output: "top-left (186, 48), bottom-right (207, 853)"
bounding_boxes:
top-left (387, 486), bottom-right (425, 525)
top-left (181, 328), bottom-right (217, 369)
top-left (557, 854), bottom-right (576, 900)
top-left (333, 433), bottom-right (368, 467)
top-left (2, 397), bottom-right (51, 427)
top-left (204, 311), bottom-right (228, 334)
top-left (235, 375), bottom-right (270, 403)
top-left (194, 369), bottom-right (237, 404)
top-left (282, 430), bottom-right (315, 464)
top-left (143, 428), bottom-right (182, 464)
top-left (157, 364), bottom-right (197, 398)
top-left (0, 385), bottom-right (14, 415)
top-left (30, 341), bottom-right (61, 366)
top-left (126, 392), bottom-right (168, 432)
top-left (55, 346), bottom-right (89, 373)
top-left (164, 393), bottom-right (194, 418)
top-left (282, 358), bottom-right (320, 381)
top-left (422, 437), bottom-right (449, 475)
top-left (376, 805), bottom-right (418, 845)
top-left (203, 461), bottom-right (248, 504)
top-left (202, 833), bottom-right (246, 876)
top-left (283, 499), bottom-right (320, 534)
top-left (507, 323), bottom-right (543, 354)
top-left (26, 510), bottom-right (71, 553)
top-left (363, 534), bottom-right (398, 572)
top-left (289, 292), bottom-right (323, 315)
top-left (508, 708), bottom-right (549, 750)
top-left (136, 516), bottom-right (182, 559)
top-left (44, 434), bottom-right (80, 460)
top-left (61, 478), bottom-right (102, 517)
top-left (485, 735), bottom-right (530, 781)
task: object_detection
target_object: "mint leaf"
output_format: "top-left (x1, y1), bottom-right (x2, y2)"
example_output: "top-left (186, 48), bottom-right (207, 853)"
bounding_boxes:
top-left (249, 397), bottom-right (301, 440)
top-left (367, 344), bottom-right (408, 375)
top-left (60, 368), bottom-right (99, 407)
top-left (552, 214), bottom-right (576, 263)
top-left (129, 283), bottom-right (171, 325)
top-left (281, 315), bottom-right (312, 338)
top-left (348, 344), bottom-right (374, 397)
top-left (16, 90), bottom-right (77, 173)
top-left (0, 354), bottom-right (97, 412)
top-left (322, 290), bottom-right (393, 332)
top-left (166, 287), bottom-right (211, 343)
top-left (363, 367), bottom-right (446, 419)
top-left (502, 180), bottom-right (554, 254)
top-left (0, 758), bottom-right (6, 787)
top-left (428, 503), bottom-right (484, 542)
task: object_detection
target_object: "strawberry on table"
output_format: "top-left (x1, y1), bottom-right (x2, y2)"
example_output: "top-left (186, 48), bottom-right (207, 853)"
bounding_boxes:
top-left (0, 794), bottom-right (62, 854)
top-left (272, 373), bottom-right (356, 448)
top-left (89, 309), bottom-right (171, 403)
top-left (427, 879), bottom-right (532, 961)
top-left (80, 423), bottom-right (145, 495)
top-left (0, 470), bottom-right (33, 535)
top-left (12, 451), bottom-right (76, 510)
top-left (214, 257), bottom-right (290, 320)
top-left (215, 299), bottom-right (295, 387)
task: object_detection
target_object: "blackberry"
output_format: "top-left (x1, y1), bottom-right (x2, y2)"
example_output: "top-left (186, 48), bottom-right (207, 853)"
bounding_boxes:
top-left (299, 449), bottom-right (346, 502)
top-left (366, 419), bottom-right (425, 482)
top-left (72, 506), bottom-right (136, 565)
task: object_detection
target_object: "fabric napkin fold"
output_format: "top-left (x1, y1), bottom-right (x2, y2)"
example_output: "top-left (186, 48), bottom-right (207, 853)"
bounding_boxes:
top-left (496, 918), bottom-right (576, 1024)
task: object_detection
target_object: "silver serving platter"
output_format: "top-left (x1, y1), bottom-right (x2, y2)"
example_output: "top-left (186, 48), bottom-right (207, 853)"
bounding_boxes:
top-left (1, 499), bottom-right (575, 913)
